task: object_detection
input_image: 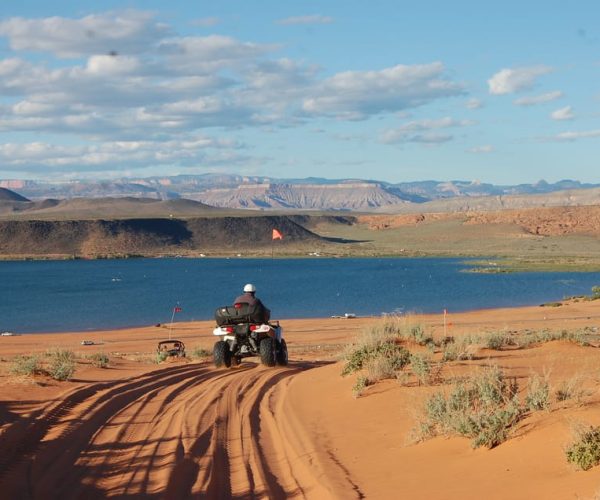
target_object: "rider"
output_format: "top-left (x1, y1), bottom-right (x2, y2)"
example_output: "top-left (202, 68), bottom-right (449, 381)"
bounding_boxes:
top-left (234, 283), bottom-right (271, 323)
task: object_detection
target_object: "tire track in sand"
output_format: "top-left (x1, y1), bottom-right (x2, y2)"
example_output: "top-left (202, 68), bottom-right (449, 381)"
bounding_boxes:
top-left (0, 360), bottom-right (362, 499)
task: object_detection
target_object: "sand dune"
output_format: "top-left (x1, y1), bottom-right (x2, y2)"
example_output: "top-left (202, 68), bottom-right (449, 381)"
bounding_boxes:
top-left (1, 303), bottom-right (600, 498)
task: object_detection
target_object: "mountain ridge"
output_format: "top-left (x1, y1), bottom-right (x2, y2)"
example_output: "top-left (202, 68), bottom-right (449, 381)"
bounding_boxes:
top-left (1, 176), bottom-right (599, 212)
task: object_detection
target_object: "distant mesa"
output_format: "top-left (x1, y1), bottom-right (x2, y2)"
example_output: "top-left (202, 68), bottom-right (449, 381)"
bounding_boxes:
top-left (0, 188), bottom-right (29, 202)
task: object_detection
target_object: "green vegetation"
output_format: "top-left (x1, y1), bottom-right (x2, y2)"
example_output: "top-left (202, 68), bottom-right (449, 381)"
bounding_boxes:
top-left (525, 373), bottom-right (550, 411)
top-left (352, 375), bottom-right (370, 398)
top-left (156, 351), bottom-right (169, 364)
top-left (341, 322), bottom-right (411, 377)
top-left (417, 366), bottom-right (521, 448)
top-left (46, 348), bottom-right (76, 381)
top-left (191, 346), bottom-right (211, 359)
top-left (89, 352), bottom-right (110, 368)
top-left (566, 425), bottom-right (600, 470)
top-left (10, 355), bottom-right (41, 376)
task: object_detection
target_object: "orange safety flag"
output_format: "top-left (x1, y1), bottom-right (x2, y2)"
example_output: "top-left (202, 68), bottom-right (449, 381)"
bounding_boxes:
top-left (272, 229), bottom-right (283, 240)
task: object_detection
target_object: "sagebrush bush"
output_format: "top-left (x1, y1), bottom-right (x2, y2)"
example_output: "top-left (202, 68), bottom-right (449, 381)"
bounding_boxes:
top-left (555, 375), bottom-right (585, 403)
top-left (525, 373), bottom-right (550, 411)
top-left (410, 353), bottom-right (432, 385)
top-left (352, 375), bottom-right (370, 398)
top-left (89, 352), bottom-right (109, 368)
top-left (417, 366), bottom-right (522, 448)
top-left (566, 424), bottom-right (600, 470)
top-left (46, 348), bottom-right (76, 381)
top-left (366, 355), bottom-right (398, 382)
top-left (484, 332), bottom-right (513, 350)
top-left (341, 323), bottom-right (411, 376)
top-left (192, 346), bottom-right (211, 359)
top-left (442, 337), bottom-right (474, 361)
top-left (10, 355), bottom-right (41, 376)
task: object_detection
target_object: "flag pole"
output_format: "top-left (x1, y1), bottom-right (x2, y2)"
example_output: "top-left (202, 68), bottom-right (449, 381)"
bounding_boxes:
top-left (169, 307), bottom-right (175, 340)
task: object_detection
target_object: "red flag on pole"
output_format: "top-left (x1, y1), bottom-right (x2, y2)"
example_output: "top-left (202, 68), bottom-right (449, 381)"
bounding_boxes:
top-left (272, 229), bottom-right (283, 240)
top-left (174, 306), bottom-right (182, 313)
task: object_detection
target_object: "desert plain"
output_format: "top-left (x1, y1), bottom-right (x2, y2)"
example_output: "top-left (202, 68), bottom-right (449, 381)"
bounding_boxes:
top-left (1, 299), bottom-right (600, 499)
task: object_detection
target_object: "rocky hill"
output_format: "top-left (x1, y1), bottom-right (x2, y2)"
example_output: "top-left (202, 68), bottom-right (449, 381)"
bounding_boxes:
top-left (0, 215), bottom-right (326, 258)
top-left (3, 175), bottom-right (599, 212)
top-left (194, 183), bottom-right (408, 210)
top-left (0, 187), bottom-right (29, 202)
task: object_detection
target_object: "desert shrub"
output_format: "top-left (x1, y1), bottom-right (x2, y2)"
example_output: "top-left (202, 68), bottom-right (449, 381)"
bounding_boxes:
top-left (352, 375), bottom-right (370, 398)
top-left (555, 375), bottom-right (585, 403)
top-left (380, 316), bottom-right (433, 346)
top-left (442, 337), bottom-right (474, 361)
top-left (341, 323), bottom-right (411, 376)
top-left (10, 355), bottom-right (41, 376)
top-left (417, 366), bottom-right (522, 448)
top-left (525, 373), bottom-right (550, 411)
top-left (156, 351), bottom-right (168, 364)
top-left (342, 340), bottom-right (410, 376)
top-left (46, 348), bottom-right (76, 381)
top-left (566, 424), bottom-right (600, 470)
top-left (483, 332), bottom-right (513, 350)
top-left (410, 353), bottom-right (432, 385)
top-left (366, 355), bottom-right (398, 382)
top-left (191, 346), bottom-right (211, 359)
top-left (408, 325), bottom-right (434, 346)
top-left (89, 352), bottom-right (110, 368)
top-left (591, 286), bottom-right (600, 300)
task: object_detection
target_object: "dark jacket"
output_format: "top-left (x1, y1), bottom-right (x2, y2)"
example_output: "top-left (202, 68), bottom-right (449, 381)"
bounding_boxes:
top-left (234, 292), bottom-right (271, 322)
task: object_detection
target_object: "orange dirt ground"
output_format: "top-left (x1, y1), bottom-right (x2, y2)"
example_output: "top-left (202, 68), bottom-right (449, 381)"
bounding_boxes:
top-left (1, 300), bottom-right (600, 499)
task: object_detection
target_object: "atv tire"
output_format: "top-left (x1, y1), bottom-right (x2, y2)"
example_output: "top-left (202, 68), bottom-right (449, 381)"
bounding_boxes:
top-left (213, 341), bottom-right (232, 368)
top-left (276, 339), bottom-right (288, 366)
top-left (259, 338), bottom-right (276, 367)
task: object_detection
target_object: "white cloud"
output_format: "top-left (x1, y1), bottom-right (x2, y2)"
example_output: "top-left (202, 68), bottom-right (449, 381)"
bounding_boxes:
top-left (466, 98), bottom-right (483, 109)
top-left (513, 90), bottom-right (563, 106)
top-left (487, 66), bottom-right (553, 95)
top-left (468, 145), bottom-right (494, 153)
top-left (380, 116), bottom-right (473, 144)
top-left (0, 10), bottom-right (467, 175)
top-left (303, 62), bottom-right (465, 119)
top-left (0, 135), bottom-right (245, 172)
top-left (0, 10), bottom-right (169, 58)
top-left (549, 129), bottom-right (600, 141)
top-left (276, 15), bottom-right (333, 26)
top-left (551, 105), bottom-right (575, 121)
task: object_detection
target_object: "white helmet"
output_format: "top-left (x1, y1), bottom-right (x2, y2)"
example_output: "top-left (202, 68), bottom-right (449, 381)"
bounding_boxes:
top-left (243, 283), bottom-right (256, 293)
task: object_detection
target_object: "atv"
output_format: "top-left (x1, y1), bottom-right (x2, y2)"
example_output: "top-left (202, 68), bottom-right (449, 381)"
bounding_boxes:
top-left (157, 340), bottom-right (186, 358)
top-left (212, 304), bottom-right (288, 368)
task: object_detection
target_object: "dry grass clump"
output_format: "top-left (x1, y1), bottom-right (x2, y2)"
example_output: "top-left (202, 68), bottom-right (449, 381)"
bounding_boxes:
top-left (566, 423), bottom-right (600, 470)
top-left (88, 352), bottom-right (110, 368)
top-left (555, 374), bottom-right (586, 404)
top-left (416, 366), bottom-right (522, 448)
top-left (341, 323), bottom-right (411, 377)
top-left (46, 348), bottom-right (76, 381)
top-left (525, 373), bottom-right (550, 411)
top-left (9, 349), bottom-right (78, 381)
top-left (10, 355), bottom-right (42, 377)
top-left (191, 346), bottom-right (211, 359)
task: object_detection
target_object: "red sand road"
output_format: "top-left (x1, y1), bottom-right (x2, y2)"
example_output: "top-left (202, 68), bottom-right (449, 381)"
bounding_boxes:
top-left (1, 300), bottom-right (600, 498)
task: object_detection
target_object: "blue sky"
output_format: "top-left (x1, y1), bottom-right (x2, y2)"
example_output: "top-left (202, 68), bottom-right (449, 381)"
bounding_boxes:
top-left (0, 1), bottom-right (598, 184)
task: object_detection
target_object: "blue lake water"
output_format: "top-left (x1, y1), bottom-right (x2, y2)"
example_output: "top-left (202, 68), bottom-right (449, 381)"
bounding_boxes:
top-left (1, 258), bottom-right (599, 333)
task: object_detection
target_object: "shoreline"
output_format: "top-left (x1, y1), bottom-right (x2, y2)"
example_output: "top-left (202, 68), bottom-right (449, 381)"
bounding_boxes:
top-left (3, 297), bottom-right (600, 338)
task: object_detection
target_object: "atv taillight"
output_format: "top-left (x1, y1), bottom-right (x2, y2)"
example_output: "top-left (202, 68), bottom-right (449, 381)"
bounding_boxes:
top-left (249, 325), bottom-right (257, 331)
top-left (225, 326), bottom-right (234, 333)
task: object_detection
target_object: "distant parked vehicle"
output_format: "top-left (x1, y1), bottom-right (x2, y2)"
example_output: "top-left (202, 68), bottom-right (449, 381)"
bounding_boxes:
top-left (157, 340), bottom-right (186, 358)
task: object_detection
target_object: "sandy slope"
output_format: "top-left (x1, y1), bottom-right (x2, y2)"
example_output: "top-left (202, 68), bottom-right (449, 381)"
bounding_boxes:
top-left (1, 303), bottom-right (600, 498)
